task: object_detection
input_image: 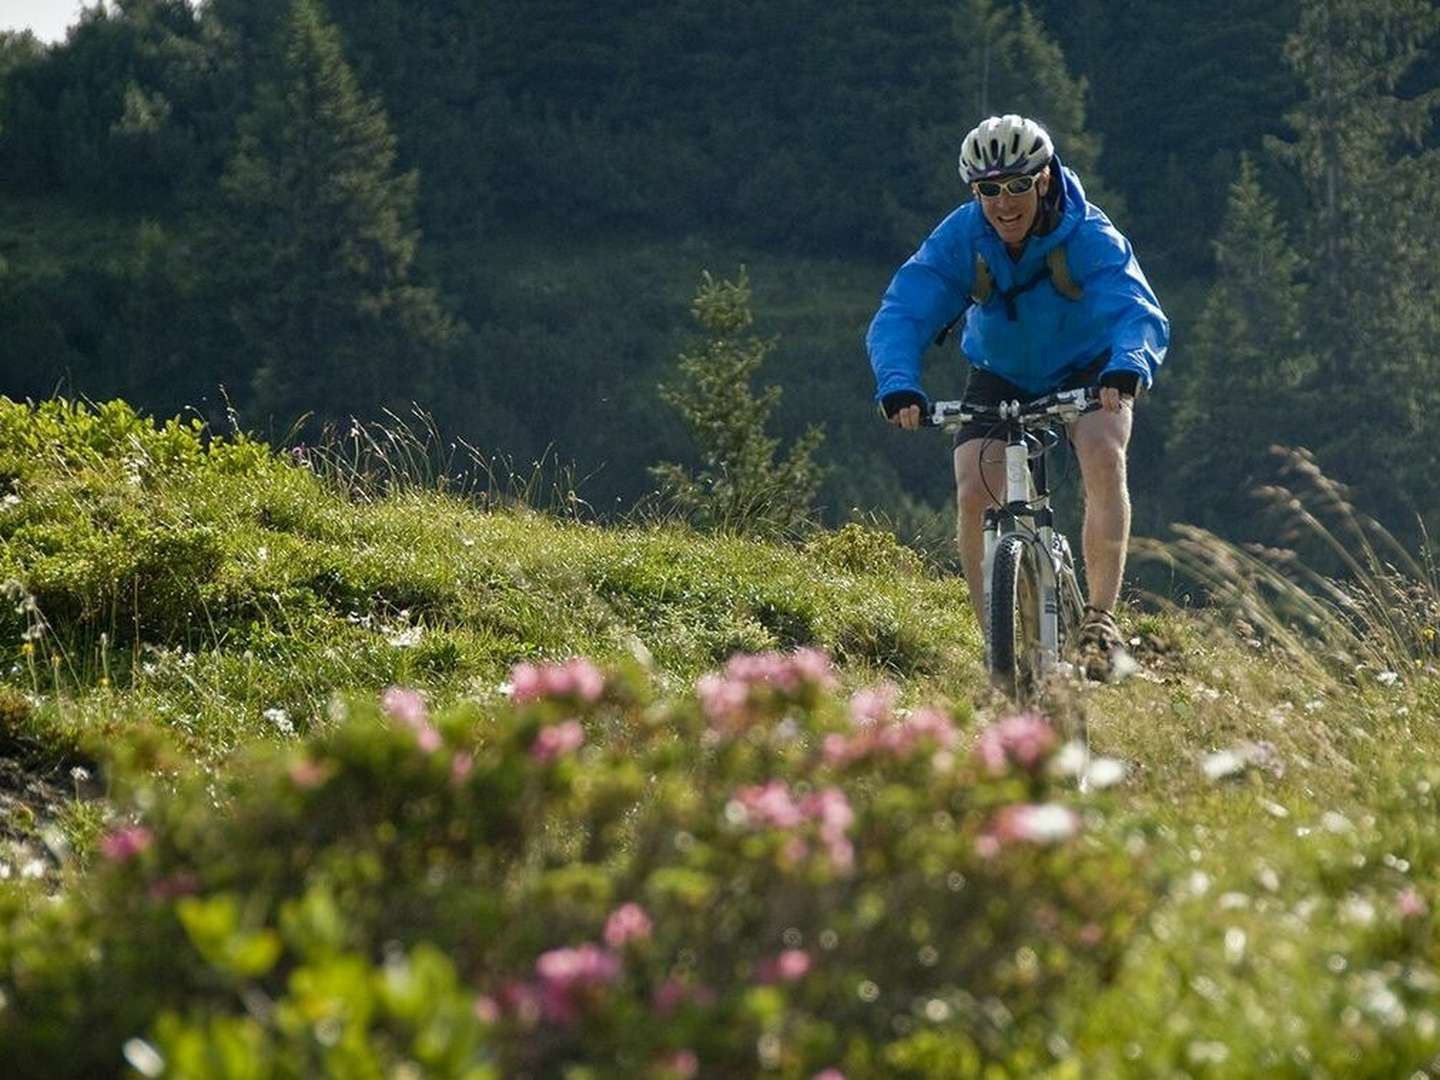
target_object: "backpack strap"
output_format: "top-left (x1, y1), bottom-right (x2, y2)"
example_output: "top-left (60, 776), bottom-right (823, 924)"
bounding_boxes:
top-left (971, 252), bottom-right (994, 305)
top-left (1047, 246), bottom-right (1083, 301)
top-left (932, 245), bottom-right (1082, 345)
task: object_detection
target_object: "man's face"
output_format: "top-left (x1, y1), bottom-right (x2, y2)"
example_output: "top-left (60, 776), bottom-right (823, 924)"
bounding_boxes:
top-left (974, 168), bottom-right (1051, 247)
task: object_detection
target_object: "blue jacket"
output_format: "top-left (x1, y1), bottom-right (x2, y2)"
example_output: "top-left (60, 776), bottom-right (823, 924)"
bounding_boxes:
top-left (867, 156), bottom-right (1169, 399)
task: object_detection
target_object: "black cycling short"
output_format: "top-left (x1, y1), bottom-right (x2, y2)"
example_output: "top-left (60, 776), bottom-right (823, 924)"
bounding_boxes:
top-left (951, 354), bottom-right (1109, 448)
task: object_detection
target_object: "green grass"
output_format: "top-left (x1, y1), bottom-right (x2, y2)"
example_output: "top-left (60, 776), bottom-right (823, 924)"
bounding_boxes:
top-left (4, 397), bottom-right (1440, 1074)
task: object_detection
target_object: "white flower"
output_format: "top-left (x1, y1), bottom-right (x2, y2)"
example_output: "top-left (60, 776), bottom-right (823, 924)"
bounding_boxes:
top-left (1202, 750), bottom-right (1246, 781)
top-left (1376, 670), bottom-right (1401, 687)
top-left (1050, 741), bottom-right (1088, 778)
top-left (1258, 799), bottom-right (1290, 819)
top-left (387, 626), bottom-right (423, 648)
top-left (123, 1038), bottom-right (166, 1078)
top-left (1084, 756), bottom-right (1127, 789)
top-left (1322, 811), bottom-right (1354, 834)
top-left (70, 766), bottom-right (90, 783)
top-left (1109, 650), bottom-right (1140, 681)
top-left (263, 707), bottom-right (295, 737)
top-left (1224, 927), bottom-right (1247, 965)
top-left (1008, 804), bottom-right (1080, 843)
top-left (1341, 895), bottom-right (1376, 927)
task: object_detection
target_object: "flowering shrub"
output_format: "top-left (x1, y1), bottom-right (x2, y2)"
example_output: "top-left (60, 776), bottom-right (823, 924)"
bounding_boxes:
top-left (0, 652), bottom-right (1146, 1076)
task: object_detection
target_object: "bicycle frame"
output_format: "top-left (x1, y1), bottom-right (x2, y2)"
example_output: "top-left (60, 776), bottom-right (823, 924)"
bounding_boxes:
top-left (980, 411), bottom-right (1066, 673)
top-left (928, 388), bottom-right (1095, 685)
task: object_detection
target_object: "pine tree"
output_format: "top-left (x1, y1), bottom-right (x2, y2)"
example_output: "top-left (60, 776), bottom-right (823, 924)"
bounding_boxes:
top-left (908, 1), bottom-right (1113, 220)
top-left (1166, 156), bottom-right (1312, 529)
top-left (1271, 0), bottom-right (1440, 530)
top-left (219, 0), bottom-right (457, 427)
top-left (651, 269), bottom-right (825, 537)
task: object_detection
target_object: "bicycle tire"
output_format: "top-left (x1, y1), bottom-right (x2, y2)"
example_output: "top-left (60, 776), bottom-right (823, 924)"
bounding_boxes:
top-left (989, 533), bottom-right (1043, 699)
top-left (1054, 537), bottom-right (1086, 652)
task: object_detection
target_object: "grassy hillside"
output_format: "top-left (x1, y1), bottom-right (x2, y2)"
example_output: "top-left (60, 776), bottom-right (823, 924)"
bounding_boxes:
top-left (1, 398), bottom-right (1438, 1077)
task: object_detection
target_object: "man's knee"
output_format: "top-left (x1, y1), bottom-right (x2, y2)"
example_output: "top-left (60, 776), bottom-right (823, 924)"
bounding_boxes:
top-left (953, 444), bottom-right (1000, 516)
top-left (1072, 420), bottom-right (1130, 495)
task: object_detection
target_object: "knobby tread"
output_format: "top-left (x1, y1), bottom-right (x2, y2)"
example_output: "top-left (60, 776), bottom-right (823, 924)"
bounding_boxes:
top-left (988, 533), bottom-right (1042, 698)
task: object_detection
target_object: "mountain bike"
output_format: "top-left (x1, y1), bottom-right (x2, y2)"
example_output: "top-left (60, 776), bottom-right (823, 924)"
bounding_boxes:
top-left (925, 386), bottom-right (1100, 701)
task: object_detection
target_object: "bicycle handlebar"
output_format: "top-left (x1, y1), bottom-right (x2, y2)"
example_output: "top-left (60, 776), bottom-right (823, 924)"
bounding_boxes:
top-left (922, 385), bottom-right (1101, 429)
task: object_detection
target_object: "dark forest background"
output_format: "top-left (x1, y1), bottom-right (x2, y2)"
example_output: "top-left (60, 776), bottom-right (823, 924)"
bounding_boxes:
top-left (1, 0), bottom-right (1438, 553)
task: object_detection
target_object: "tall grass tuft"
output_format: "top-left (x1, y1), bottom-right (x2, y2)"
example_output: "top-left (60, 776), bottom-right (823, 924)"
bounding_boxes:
top-left (1135, 446), bottom-right (1438, 681)
top-left (293, 405), bottom-right (595, 518)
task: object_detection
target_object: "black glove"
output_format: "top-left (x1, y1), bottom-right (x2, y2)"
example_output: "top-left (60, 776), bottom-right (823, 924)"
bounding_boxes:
top-left (1098, 371), bottom-right (1140, 397)
top-left (880, 390), bottom-right (928, 420)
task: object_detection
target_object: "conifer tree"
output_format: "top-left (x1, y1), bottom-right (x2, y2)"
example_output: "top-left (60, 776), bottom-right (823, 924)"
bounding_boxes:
top-left (911, 1), bottom-right (1112, 218)
top-left (1271, 0), bottom-right (1440, 529)
top-left (1166, 157), bottom-right (1311, 529)
top-left (651, 270), bottom-right (825, 537)
top-left (220, 0), bottom-right (456, 427)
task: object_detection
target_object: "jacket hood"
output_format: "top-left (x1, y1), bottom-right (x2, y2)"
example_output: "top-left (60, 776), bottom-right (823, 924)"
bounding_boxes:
top-left (974, 151), bottom-right (1085, 259)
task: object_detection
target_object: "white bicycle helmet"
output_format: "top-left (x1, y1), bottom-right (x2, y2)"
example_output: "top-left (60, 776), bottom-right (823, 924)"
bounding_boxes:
top-left (958, 114), bottom-right (1054, 183)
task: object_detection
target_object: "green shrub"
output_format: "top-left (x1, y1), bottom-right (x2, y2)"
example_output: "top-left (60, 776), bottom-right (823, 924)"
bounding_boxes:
top-left (0, 653), bottom-right (1145, 1077)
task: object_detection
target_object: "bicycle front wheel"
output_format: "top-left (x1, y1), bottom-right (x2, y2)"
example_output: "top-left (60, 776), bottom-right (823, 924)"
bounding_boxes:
top-left (988, 533), bottom-right (1044, 700)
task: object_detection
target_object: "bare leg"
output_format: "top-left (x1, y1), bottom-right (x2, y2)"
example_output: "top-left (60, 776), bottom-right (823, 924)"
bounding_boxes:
top-left (953, 439), bottom-right (1008, 629)
top-left (1068, 404), bottom-right (1134, 613)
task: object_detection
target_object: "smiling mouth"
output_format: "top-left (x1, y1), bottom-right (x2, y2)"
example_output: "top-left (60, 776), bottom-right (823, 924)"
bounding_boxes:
top-left (997, 212), bottom-right (1024, 228)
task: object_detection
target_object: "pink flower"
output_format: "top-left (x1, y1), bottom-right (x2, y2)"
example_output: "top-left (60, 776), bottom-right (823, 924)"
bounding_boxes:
top-left (662, 1051), bottom-right (699, 1078)
top-left (101, 825), bottom-right (152, 862)
top-left (975, 712), bottom-right (1057, 776)
top-left (382, 686), bottom-right (443, 752)
top-left (814, 1071), bottom-right (846, 1080)
top-left (531, 720), bottom-right (585, 764)
top-left (990, 803), bottom-right (1081, 846)
top-left (660, 1050), bottom-right (699, 1079)
top-left (850, 685), bottom-right (899, 726)
top-left (902, 708), bottom-right (958, 750)
top-left (146, 871), bottom-right (198, 901)
top-left (1398, 888), bottom-right (1428, 918)
top-left (653, 978), bottom-right (686, 1015)
top-left (757, 948), bottom-right (812, 983)
top-left (733, 781), bottom-right (806, 829)
top-left (381, 686), bottom-right (429, 729)
top-left (536, 944), bottom-right (620, 989)
top-left (565, 658), bottom-right (606, 703)
top-left (473, 995), bottom-right (500, 1024)
top-left (534, 943), bottom-right (620, 1023)
top-left (509, 658), bottom-right (606, 704)
top-left (496, 980), bottom-right (542, 1025)
top-left (790, 647), bottom-right (836, 686)
top-left (509, 662), bottom-right (544, 702)
top-left (287, 759), bottom-right (333, 789)
top-left (653, 977), bottom-right (705, 1015)
top-left (780, 834), bottom-right (810, 866)
top-left (822, 732), bottom-right (860, 766)
top-left (603, 902), bottom-right (653, 949)
top-left (450, 751), bottom-right (474, 784)
top-left (697, 649), bottom-right (836, 729)
top-left (823, 833), bottom-right (855, 874)
top-left (697, 673), bottom-right (750, 726)
top-left (802, 787), bottom-right (855, 834)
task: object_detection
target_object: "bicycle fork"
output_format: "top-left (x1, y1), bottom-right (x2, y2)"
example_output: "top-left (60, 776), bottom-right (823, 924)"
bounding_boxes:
top-left (980, 430), bottom-right (1063, 674)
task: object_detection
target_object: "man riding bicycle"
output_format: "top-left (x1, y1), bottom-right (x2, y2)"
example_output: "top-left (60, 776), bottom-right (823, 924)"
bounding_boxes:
top-left (867, 114), bottom-right (1169, 658)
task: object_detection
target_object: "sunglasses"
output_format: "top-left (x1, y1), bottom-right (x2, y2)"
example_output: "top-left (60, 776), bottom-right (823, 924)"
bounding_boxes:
top-left (973, 174), bottom-right (1039, 198)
